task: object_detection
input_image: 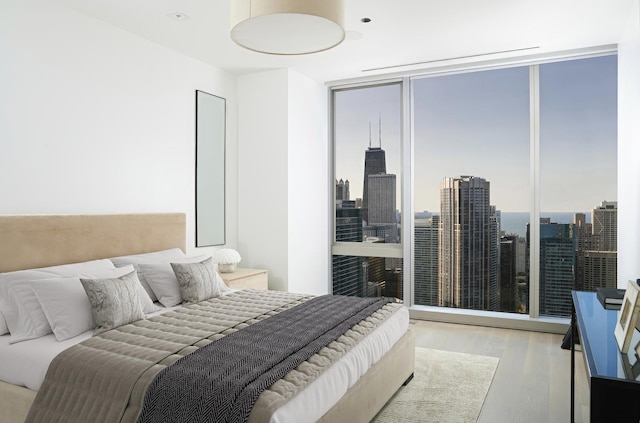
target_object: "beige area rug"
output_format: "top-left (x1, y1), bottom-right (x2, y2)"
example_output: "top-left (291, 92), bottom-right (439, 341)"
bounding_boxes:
top-left (372, 347), bottom-right (499, 423)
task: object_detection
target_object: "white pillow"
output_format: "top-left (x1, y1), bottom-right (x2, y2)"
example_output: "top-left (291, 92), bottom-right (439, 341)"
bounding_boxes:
top-left (0, 259), bottom-right (115, 340)
top-left (137, 256), bottom-right (208, 307)
top-left (31, 277), bottom-right (94, 341)
top-left (30, 266), bottom-right (160, 341)
top-left (5, 285), bottom-right (52, 344)
top-left (110, 248), bottom-right (186, 302)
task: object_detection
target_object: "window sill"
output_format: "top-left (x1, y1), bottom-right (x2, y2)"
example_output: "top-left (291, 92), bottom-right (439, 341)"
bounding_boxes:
top-left (409, 305), bottom-right (569, 334)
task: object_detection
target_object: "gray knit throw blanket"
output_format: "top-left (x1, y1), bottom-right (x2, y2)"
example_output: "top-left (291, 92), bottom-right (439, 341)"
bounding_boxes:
top-left (136, 295), bottom-right (387, 423)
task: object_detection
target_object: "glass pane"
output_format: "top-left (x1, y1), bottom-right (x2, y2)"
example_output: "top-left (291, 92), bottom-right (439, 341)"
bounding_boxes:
top-left (539, 55), bottom-right (618, 317)
top-left (412, 67), bottom-right (530, 313)
top-left (334, 83), bottom-right (402, 245)
top-left (332, 254), bottom-right (403, 301)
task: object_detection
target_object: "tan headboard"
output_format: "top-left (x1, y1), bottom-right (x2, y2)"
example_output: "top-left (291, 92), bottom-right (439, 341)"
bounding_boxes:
top-left (0, 213), bottom-right (186, 273)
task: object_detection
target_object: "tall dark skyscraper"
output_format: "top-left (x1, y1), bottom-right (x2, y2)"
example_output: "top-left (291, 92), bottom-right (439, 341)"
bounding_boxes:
top-left (500, 235), bottom-right (518, 312)
top-left (362, 146), bottom-right (386, 225)
top-left (538, 222), bottom-right (576, 317)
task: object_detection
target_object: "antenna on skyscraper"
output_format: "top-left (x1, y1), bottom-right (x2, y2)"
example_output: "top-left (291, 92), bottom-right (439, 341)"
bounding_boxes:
top-left (368, 122), bottom-right (372, 148)
top-left (378, 114), bottom-right (382, 148)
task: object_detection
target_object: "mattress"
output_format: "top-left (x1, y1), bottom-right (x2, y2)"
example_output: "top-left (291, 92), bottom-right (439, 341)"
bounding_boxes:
top-left (0, 301), bottom-right (183, 391)
top-left (0, 297), bottom-right (409, 423)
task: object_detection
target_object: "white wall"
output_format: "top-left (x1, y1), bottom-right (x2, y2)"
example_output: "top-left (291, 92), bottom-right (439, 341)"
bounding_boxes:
top-left (0, 0), bottom-right (238, 256)
top-left (237, 69), bottom-right (329, 294)
top-left (287, 71), bottom-right (330, 295)
top-left (618, 0), bottom-right (640, 287)
top-left (237, 69), bottom-right (290, 290)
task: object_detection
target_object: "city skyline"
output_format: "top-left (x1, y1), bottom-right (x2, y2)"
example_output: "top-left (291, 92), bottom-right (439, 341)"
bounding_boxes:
top-left (334, 129), bottom-right (618, 316)
top-left (334, 55), bottom-right (617, 214)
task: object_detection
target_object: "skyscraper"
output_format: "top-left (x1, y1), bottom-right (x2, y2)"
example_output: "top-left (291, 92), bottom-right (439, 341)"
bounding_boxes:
top-left (538, 222), bottom-right (576, 317)
top-left (333, 205), bottom-right (364, 297)
top-left (592, 201), bottom-right (617, 251)
top-left (362, 146), bottom-right (386, 224)
top-left (583, 201), bottom-right (617, 290)
top-left (415, 216), bottom-right (439, 306)
top-left (573, 213), bottom-right (592, 291)
top-left (368, 174), bottom-right (396, 225)
top-left (500, 235), bottom-right (517, 312)
top-left (439, 176), bottom-right (499, 310)
top-left (336, 179), bottom-right (350, 201)
top-left (367, 173), bottom-right (398, 243)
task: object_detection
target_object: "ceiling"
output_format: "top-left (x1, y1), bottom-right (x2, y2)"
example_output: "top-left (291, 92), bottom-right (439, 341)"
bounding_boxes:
top-left (54, 0), bottom-right (634, 83)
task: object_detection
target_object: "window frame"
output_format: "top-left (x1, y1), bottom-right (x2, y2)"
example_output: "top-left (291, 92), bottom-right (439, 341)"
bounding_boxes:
top-left (329, 47), bottom-right (617, 333)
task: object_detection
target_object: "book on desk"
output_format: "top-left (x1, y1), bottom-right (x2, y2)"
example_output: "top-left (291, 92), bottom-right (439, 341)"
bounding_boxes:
top-left (596, 287), bottom-right (625, 309)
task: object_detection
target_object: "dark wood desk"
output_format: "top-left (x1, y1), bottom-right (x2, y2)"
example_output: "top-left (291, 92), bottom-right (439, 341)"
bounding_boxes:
top-left (571, 291), bottom-right (640, 423)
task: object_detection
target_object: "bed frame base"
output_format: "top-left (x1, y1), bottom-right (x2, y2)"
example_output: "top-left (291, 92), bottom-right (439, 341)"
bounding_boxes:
top-left (318, 329), bottom-right (415, 423)
top-left (0, 380), bottom-right (36, 423)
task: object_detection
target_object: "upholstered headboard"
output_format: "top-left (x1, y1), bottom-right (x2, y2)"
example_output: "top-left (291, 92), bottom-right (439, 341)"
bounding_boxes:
top-left (0, 213), bottom-right (186, 273)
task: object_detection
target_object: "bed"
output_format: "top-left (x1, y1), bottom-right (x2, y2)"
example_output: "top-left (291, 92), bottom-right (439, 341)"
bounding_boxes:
top-left (0, 213), bottom-right (414, 423)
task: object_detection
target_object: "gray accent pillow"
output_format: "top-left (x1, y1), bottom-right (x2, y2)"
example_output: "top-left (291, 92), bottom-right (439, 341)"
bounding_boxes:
top-left (80, 270), bottom-right (145, 335)
top-left (171, 257), bottom-right (227, 304)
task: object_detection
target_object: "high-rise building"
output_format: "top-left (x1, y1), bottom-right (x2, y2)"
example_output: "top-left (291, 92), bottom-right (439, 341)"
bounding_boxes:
top-left (362, 146), bottom-right (386, 224)
top-left (583, 201), bottom-right (617, 290)
top-left (336, 179), bottom-right (350, 201)
top-left (439, 176), bottom-right (499, 310)
top-left (500, 235), bottom-right (517, 312)
top-left (584, 250), bottom-right (617, 291)
top-left (592, 201), bottom-right (617, 251)
top-left (538, 222), bottom-right (576, 317)
top-left (414, 216), bottom-right (439, 306)
top-left (333, 206), bottom-right (364, 296)
top-left (573, 213), bottom-right (592, 291)
top-left (364, 238), bottom-right (386, 297)
top-left (368, 174), bottom-right (396, 225)
top-left (489, 205), bottom-right (500, 311)
top-left (367, 173), bottom-right (398, 244)
top-left (516, 237), bottom-right (527, 275)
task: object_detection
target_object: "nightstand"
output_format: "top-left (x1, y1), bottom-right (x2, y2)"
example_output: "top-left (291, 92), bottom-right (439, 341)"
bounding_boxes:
top-left (219, 268), bottom-right (268, 290)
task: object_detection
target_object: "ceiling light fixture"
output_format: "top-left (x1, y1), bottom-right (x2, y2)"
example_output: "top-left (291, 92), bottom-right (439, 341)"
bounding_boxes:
top-left (167, 12), bottom-right (190, 21)
top-left (230, 0), bottom-right (345, 55)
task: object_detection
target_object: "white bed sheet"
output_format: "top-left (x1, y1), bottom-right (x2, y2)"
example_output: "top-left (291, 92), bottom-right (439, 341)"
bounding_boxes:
top-left (0, 300), bottom-right (409, 423)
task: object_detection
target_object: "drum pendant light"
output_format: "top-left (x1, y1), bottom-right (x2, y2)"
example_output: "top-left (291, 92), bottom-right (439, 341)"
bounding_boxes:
top-left (230, 0), bottom-right (345, 55)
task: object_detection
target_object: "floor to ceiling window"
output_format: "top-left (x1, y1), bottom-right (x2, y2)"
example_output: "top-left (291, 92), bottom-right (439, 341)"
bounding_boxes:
top-left (538, 55), bottom-right (618, 317)
top-left (412, 67), bottom-right (530, 314)
top-left (332, 83), bottom-right (404, 300)
top-left (331, 53), bottom-right (617, 323)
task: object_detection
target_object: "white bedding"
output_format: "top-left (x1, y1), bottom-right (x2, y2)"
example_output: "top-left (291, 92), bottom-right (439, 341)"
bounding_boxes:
top-left (0, 299), bottom-right (409, 423)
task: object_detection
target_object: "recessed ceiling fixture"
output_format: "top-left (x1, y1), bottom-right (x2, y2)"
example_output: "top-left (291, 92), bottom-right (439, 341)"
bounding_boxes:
top-left (230, 0), bottom-right (345, 55)
top-left (167, 12), bottom-right (190, 21)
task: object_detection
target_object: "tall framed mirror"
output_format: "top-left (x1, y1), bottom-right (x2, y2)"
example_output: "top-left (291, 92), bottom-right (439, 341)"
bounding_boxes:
top-left (195, 90), bottom-right (226, 246)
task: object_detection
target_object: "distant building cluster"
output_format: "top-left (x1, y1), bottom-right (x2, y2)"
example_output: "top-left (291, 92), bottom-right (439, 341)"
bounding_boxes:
top-left (334, 142), bottom-right (617, 318)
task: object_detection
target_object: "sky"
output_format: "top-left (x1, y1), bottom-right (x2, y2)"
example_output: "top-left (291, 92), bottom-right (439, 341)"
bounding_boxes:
top-left (334, 55), bottom-right (618, 214)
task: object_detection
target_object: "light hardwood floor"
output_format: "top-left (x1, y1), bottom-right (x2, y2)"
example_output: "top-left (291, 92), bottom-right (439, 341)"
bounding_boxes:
top-left (410, 320), bottom-right (590, 423)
